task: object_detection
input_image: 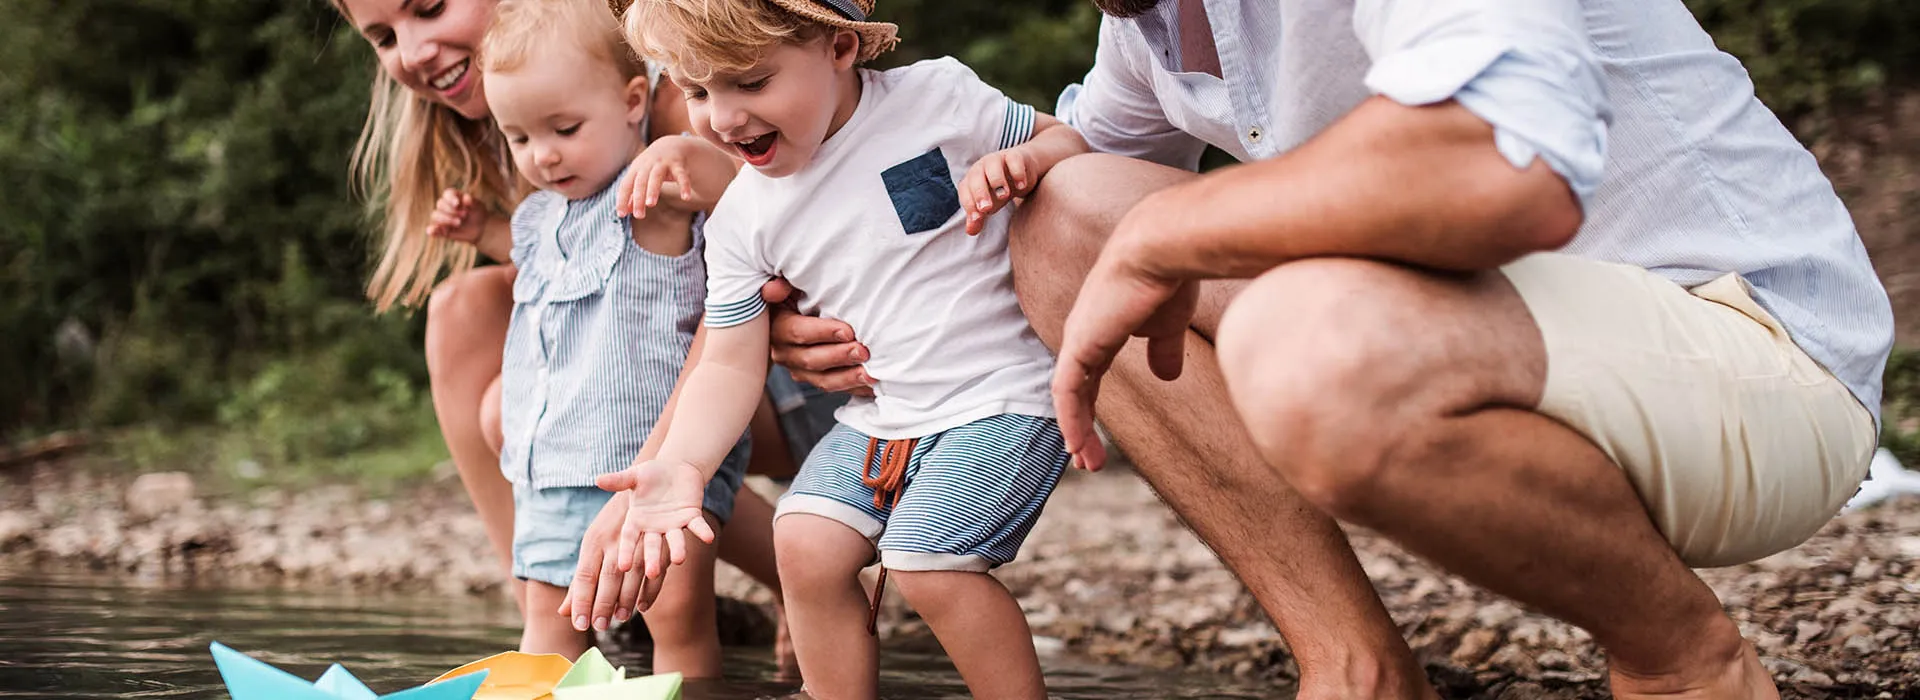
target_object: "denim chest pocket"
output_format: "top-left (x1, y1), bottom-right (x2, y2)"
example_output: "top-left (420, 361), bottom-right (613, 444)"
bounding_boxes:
top-left (881, 148), bottom-right (961, 235)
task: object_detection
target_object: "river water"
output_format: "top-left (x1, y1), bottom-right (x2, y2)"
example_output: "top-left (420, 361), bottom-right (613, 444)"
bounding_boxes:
top-left (0, 569), bottom-right (1282, 699)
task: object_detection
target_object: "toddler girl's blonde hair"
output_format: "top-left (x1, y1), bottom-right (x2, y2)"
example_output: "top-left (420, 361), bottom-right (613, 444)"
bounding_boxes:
top-left (482, 0), bottom-right (648, 80)
top-left (618, 0), bottom-right (837, 83)
top-left (331, 0), bottom-right (525, 312)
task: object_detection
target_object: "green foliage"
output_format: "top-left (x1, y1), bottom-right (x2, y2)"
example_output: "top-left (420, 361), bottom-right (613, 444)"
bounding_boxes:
top-left (3, 0), bottom-right (1917, 480)
top-left (1685, 0), bottom-right (1920, 124)
top-left (1879, 350), bottom-right (1920, 466)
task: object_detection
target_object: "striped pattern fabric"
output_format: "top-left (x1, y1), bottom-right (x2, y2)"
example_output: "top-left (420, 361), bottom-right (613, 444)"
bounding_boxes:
top-left (1054, 0), bottom-right (1894, 424)
top-left (499, 183), bottom-right (748, 488)
top-left (776, 413), bottom-right (1069, 572)
top-left (704, 293), bottom-right (766, 328)
top-left (998, 100), bottom-right (1035, 151)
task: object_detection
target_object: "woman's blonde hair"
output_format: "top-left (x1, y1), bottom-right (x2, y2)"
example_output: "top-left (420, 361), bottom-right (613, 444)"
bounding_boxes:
top-left (332, 0), bottom-right (526, 312)
top-left (622, 0), bottom-right (828, 83)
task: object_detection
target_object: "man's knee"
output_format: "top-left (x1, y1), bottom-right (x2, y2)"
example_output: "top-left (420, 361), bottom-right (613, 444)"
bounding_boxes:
top-left (1215, 260), bottom-right (1414, 515)
top-left (1010, 154), bottom-right (1193, 345)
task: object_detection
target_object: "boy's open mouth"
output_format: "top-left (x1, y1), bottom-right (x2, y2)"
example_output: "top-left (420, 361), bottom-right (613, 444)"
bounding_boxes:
top-left (733, 132), bottom-right (778, 167)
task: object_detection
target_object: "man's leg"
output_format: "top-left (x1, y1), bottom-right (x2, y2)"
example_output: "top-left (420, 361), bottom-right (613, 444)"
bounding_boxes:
top-left (1212, 258), bottom-right (1774, 698)
top-left (1011, 154), bottom-right (1433, 700)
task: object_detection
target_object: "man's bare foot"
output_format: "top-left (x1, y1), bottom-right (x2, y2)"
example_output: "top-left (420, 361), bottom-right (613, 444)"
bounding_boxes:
top-left (1292, 655), bottom-right (1441, 700)
top-left (1610, 638), bottom-right (1779, 700)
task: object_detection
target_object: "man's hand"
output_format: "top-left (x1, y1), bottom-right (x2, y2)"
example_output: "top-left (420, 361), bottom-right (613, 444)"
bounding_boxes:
top-left (593, 459), bottom-right (715, 582)
top-left (559, 491), bottom-right (665, 632)
top-left (1050, 205), bottom-right (1200, 473)
top-left (962, 146), bottom-right (1041, 235)
top-left (762, 278), bottom-right (875, 396)
top-left (427, 189), bottom-right (488, 244)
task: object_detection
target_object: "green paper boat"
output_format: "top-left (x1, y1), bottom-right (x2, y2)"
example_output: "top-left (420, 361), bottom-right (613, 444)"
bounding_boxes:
top-left (550, 648), bottom-right (682, 700)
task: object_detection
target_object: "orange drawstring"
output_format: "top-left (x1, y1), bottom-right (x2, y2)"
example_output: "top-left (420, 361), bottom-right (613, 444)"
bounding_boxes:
top-left (861, 436), bottom-right (916, 636)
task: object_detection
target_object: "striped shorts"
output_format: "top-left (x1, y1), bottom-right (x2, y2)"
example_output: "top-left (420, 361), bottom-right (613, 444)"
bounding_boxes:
top-left (774, 413), bottom-right (1069, 572)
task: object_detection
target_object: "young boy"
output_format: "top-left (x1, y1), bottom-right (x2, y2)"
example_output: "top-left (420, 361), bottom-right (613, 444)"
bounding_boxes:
top-left (456, 0), bottom-right (763, 665)
top-left (576, 0), bottom-right (1090, 697)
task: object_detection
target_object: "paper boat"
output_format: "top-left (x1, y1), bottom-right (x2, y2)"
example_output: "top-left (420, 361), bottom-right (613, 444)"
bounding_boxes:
top-left (210, 641), bottom-right (489, 700)
top-left (430, 648), bottom-right (680, 700)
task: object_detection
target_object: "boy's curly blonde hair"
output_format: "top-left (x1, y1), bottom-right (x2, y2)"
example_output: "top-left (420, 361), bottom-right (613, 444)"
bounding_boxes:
top-left (619, 0), bottom-right (834, 83)
top-left (483, 0), bottom-right (648, 80)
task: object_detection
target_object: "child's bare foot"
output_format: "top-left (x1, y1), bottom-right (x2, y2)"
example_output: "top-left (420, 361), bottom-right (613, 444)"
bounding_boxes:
top-left (1610, 637), bottom-right (1779, 700)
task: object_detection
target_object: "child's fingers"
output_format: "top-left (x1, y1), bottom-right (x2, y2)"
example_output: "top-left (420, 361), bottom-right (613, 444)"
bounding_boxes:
top-left (983, 160), bottom-right (1010, 204)
top-left (666, 528), bottom-right (688, 566)
top-left (671, 162), bottom-right (696, 201)
top-left (645, 163), bottom-right (670, 210)
top-left (615, 516), bottom-right (642, 572)
top-left (614, 169), bottom-right (638, 217)
top-left (1006, 155), bottom-right (1031, 194)
top-left (596, 470), bottom-right (637, 492)
top-left (642, 531), bottom-right (666, 579)
top-left (686, 515), bottom-right (717, 544)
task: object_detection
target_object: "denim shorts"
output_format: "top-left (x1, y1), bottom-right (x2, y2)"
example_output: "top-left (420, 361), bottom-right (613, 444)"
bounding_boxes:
top-left (511, 440), bottom-right (751, 588)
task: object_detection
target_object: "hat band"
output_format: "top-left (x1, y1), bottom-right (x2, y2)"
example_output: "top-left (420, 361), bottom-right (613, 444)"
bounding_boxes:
top-left (815, 0), bottom-right (867, 21)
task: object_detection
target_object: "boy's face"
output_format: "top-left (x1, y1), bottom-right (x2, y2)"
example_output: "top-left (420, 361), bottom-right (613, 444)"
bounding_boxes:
top-left (674, 32), bottom-right (859, 179)
top-left (487, 47), bottom-right (647, 200)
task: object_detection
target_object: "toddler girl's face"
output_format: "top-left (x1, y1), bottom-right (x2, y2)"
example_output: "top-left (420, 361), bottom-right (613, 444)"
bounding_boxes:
top-left (341, 0), bottom-right (498, 120)
top-left (674, 32), bottom-right (858, 179)
top-left (487, 47), bottom-right (647, 200)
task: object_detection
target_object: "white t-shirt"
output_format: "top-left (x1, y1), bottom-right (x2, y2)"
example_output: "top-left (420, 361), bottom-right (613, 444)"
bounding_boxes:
top-left (703, 57), bottom-right (1055, 440)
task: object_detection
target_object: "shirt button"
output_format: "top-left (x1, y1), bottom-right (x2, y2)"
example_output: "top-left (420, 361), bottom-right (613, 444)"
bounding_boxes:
top-left (1248, 126), bottom-right (1264, 143)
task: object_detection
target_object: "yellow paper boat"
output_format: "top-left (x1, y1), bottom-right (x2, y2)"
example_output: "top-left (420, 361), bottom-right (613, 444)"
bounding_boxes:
top-left (431, 651), bottom-right (573, 700)
top-left (433, 648), bottom-right (682, 700)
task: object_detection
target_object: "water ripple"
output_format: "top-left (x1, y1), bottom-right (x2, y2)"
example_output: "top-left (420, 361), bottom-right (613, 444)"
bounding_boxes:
top-left (0, 569), bottom-right (1281, 699)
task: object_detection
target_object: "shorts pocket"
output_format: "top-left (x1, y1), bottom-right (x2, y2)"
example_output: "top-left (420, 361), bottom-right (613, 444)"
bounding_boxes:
top-left (882, 147), bottom-right (961, 235)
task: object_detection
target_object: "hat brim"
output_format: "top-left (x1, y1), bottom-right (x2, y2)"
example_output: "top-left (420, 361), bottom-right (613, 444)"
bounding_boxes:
top-left (761, 0), bottom-right (899, 63)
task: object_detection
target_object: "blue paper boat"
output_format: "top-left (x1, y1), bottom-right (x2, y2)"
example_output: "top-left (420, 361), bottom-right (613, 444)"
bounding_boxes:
top-left (210, 641), bottom-right (489, 700)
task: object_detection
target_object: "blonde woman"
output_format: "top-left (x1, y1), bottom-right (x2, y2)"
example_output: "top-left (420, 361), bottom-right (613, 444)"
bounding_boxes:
top-left (330, 0), bottom-right (824, 674)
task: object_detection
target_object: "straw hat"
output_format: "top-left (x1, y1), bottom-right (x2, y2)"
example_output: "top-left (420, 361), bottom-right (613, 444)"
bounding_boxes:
top-left (607, 0), bottom-right (899, 64)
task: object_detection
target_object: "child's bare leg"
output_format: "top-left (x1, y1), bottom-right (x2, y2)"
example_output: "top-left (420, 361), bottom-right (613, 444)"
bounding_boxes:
top-left (522, 580), bottom-right (592, 658)
top-left (717, 483), bottom-right (798, 675)
top-left (775, 514), bottom-right (878, 700)
top-left (641, 512), bottom-right (725, 678)
top-left (892, 570), bottom-right (1045, 700)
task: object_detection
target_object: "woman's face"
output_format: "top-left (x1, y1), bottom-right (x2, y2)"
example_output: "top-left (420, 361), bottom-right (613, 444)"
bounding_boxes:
top-left (339, 0), bottom-right (498, 119)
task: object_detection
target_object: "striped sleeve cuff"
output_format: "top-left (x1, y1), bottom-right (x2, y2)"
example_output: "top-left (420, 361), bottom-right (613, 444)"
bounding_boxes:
top-left (999, 100), bottom-right (1036, 150)
top-left (704, 295), bottom-right (767, 328)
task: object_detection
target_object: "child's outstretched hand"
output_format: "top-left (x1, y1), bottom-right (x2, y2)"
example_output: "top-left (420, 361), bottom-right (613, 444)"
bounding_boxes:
top-left (594, 459), bottom-right (716, 580)
top-left (615, 135), bottom-right (711, 220)
top-left (427, 189), bottom-right (487, 243)
top-left (962, 146), bottom-right (1040, 235)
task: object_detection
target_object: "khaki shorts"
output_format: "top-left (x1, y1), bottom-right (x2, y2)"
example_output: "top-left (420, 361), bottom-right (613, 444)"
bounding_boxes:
top-left (1502, 253), bottom-right (1876, 568)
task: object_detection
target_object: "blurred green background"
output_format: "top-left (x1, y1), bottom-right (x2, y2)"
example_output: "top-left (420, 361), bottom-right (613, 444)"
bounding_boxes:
top-left (4, 0), bottom-right (1919, 484)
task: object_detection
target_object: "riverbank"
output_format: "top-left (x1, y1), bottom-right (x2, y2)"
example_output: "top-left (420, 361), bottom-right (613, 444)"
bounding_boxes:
top-left (3, 458), bottom-right (1915, 698)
